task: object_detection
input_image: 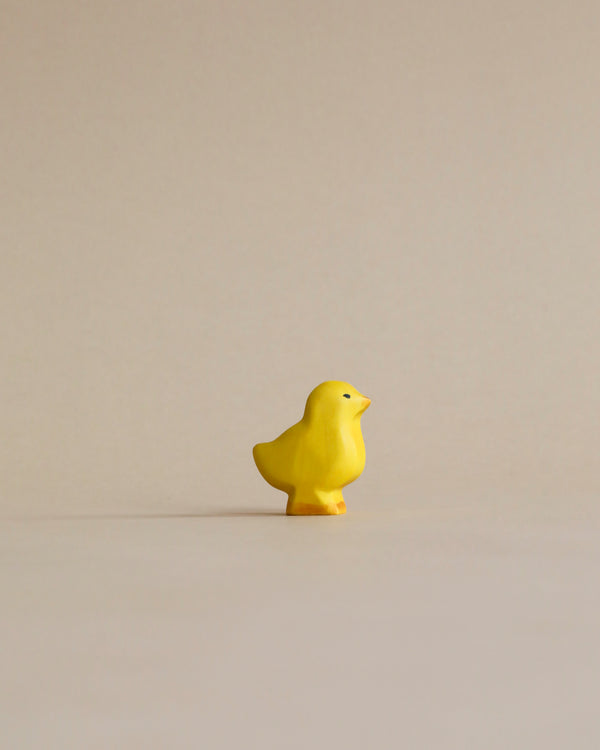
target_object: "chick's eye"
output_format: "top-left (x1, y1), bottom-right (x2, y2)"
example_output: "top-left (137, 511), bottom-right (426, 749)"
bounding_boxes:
top-left (343, 393), bottom-right (351, 399)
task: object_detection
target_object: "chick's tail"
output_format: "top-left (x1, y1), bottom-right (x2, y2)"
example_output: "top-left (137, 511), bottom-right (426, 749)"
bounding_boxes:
top-left (253, 442), bottom-right (274, 484)
top-left (253, 441), bottom-right (289, 493)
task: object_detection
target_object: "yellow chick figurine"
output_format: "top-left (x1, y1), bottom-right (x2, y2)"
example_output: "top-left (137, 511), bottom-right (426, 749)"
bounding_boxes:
top-left (253, 381), bottom-right (371, 515)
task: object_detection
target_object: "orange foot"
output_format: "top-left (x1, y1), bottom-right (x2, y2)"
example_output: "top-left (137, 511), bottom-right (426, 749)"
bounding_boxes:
top-left (286, 501), bottom-right (344, 516)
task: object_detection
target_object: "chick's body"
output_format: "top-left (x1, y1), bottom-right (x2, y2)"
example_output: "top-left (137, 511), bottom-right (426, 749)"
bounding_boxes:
top-left (253, 381), bottom-right (371, 515)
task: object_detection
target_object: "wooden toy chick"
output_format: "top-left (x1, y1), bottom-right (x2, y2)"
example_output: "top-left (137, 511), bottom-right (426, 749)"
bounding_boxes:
top-left (253, 381), bottom-right (371, 515)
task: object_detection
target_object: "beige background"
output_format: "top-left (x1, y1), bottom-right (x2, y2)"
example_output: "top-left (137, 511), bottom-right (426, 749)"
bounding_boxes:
top-left (2, 0), bottom-right (599, 747)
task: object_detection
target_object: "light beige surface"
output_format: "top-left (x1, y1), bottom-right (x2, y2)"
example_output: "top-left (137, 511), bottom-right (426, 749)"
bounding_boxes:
top-left (2, 503), bottom-right (599, 748)
top-left (1, 0), bottom-right (599, 746)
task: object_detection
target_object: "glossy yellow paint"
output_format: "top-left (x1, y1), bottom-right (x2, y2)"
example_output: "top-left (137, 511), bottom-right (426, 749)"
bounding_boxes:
top-left (253, 381), bottom-right (371, 515)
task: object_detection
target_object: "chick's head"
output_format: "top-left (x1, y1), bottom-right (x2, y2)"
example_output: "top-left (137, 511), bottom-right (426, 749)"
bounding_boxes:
top-left (303, 381), bottom-right (371, 425)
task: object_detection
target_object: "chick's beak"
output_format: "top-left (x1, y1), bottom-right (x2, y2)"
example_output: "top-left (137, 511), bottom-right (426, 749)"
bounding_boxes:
top-left (358, 396), bottom-right (371, 413)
